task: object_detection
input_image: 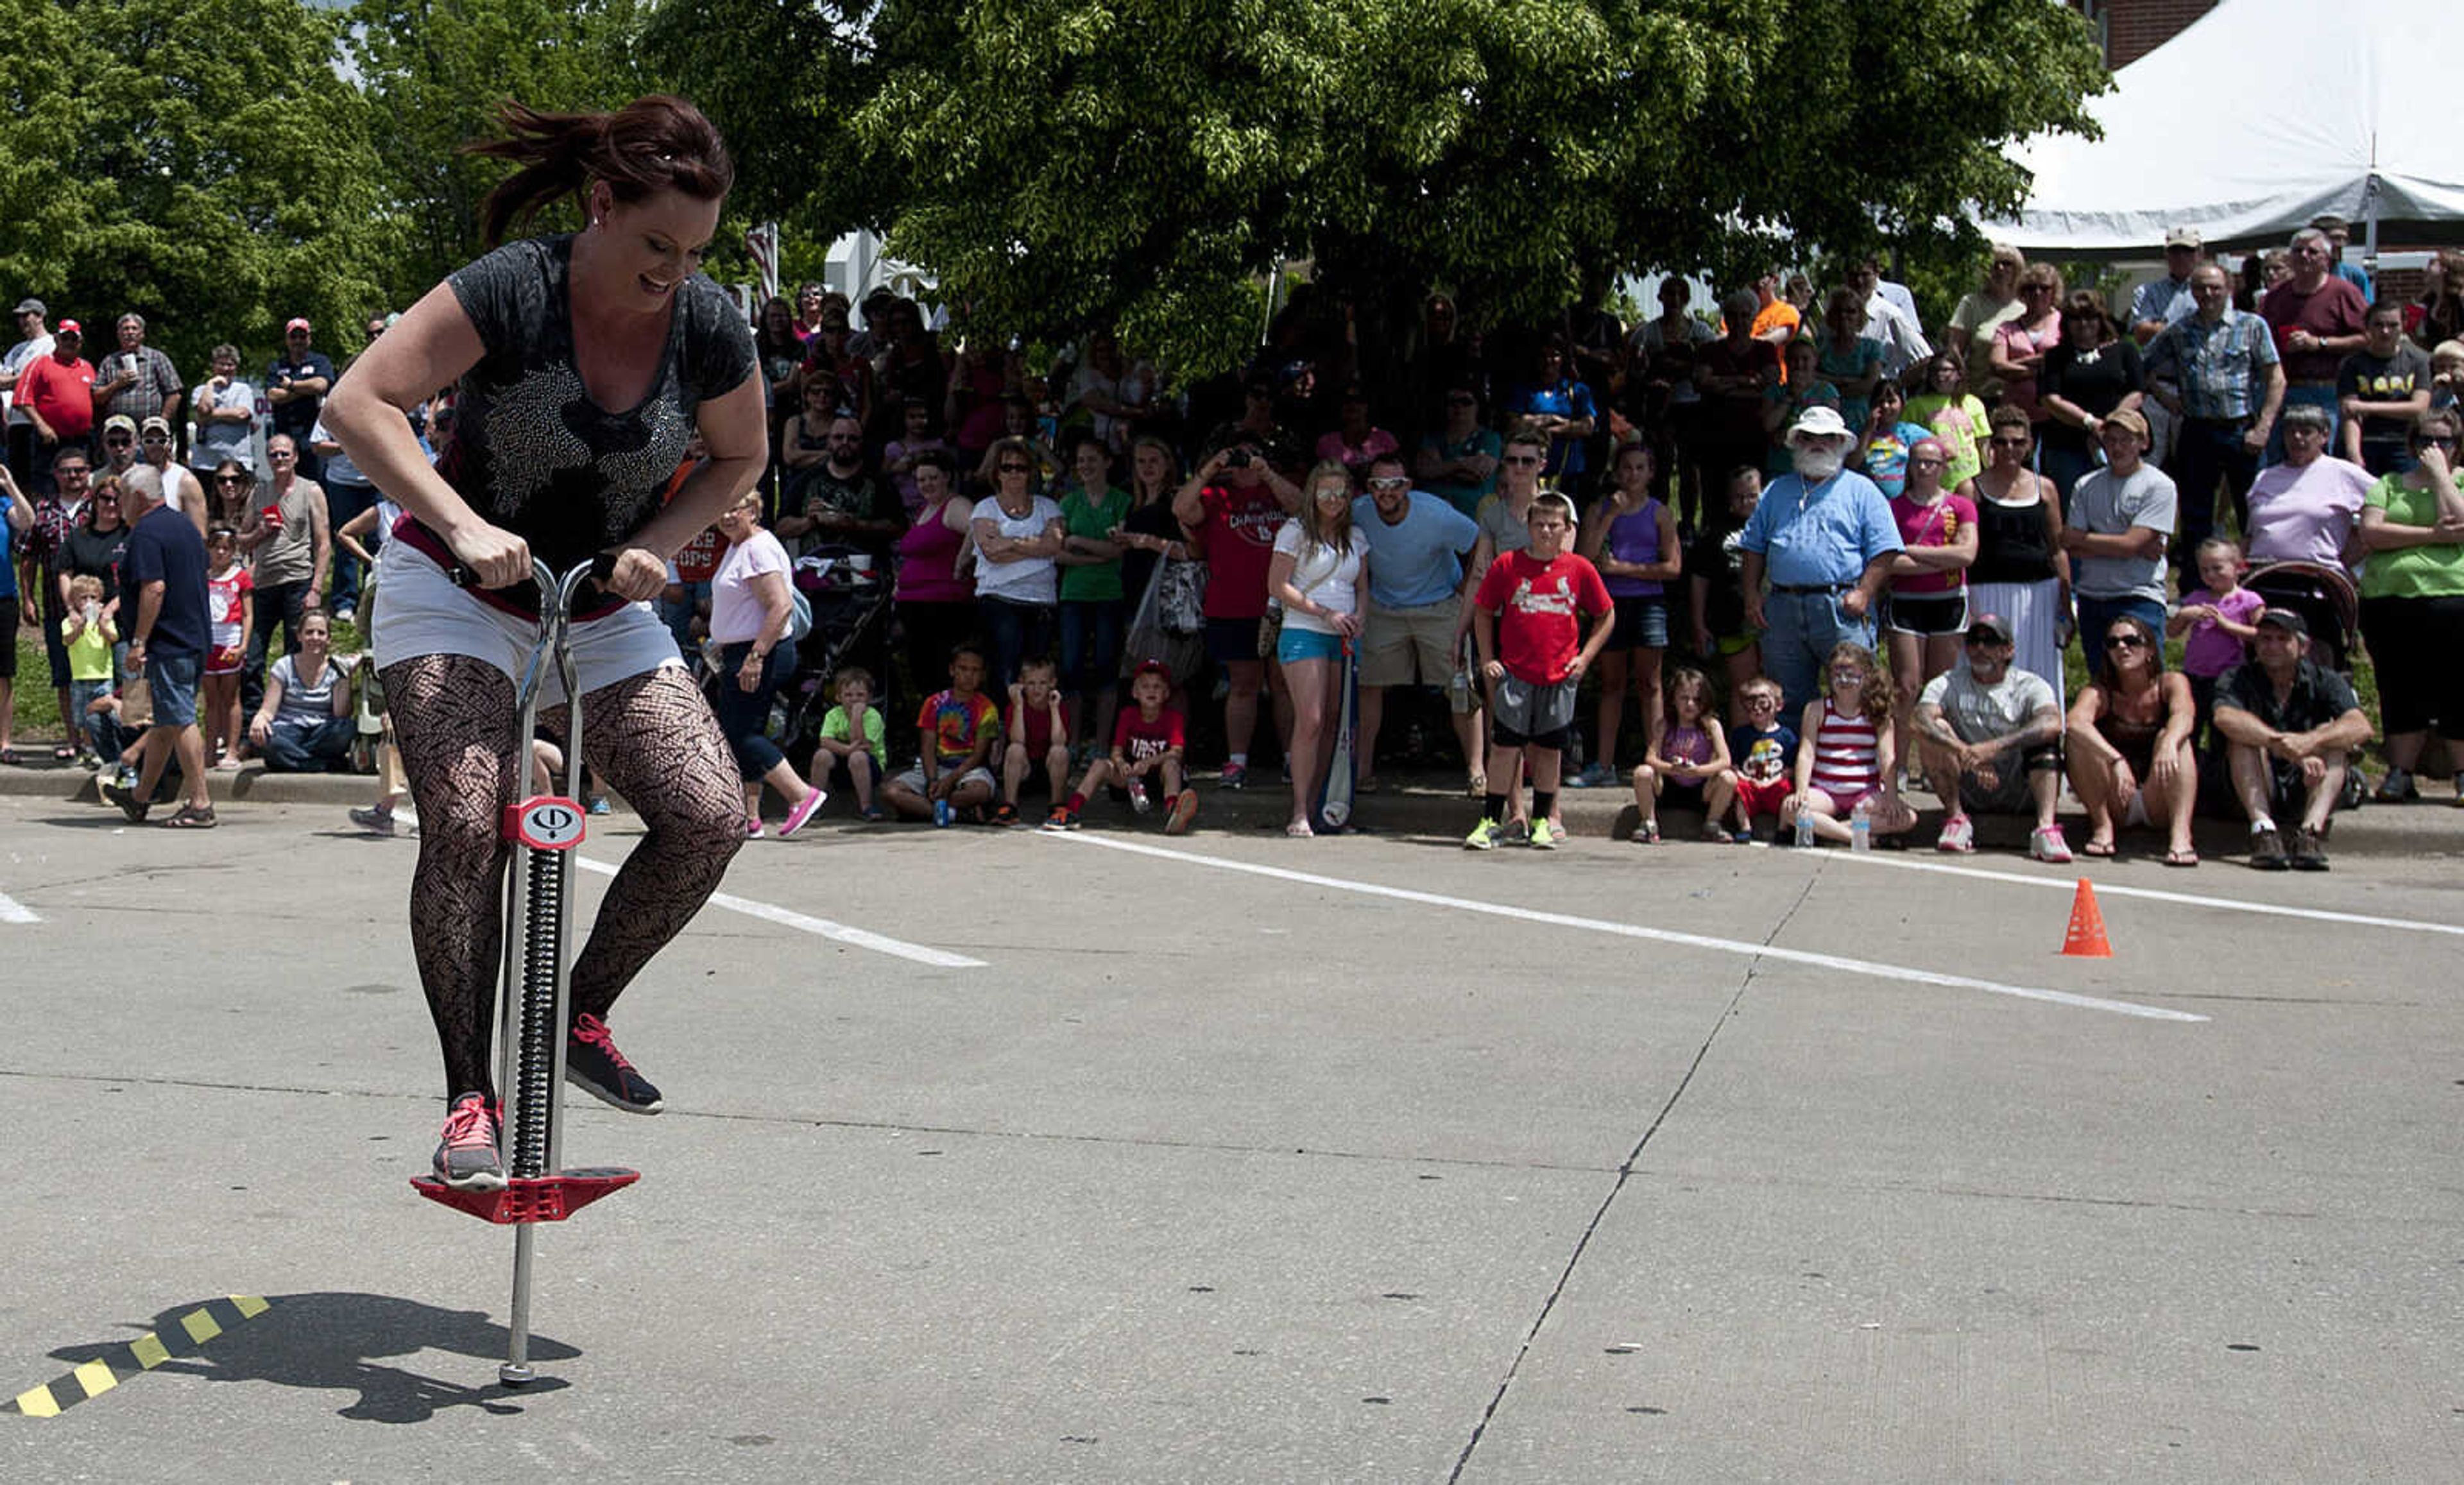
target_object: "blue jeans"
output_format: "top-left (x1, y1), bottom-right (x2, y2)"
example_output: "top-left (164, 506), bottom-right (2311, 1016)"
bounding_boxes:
top-left (264, 716), bottom-right (355, 772)
top-left (1762, 587), bottom-right (1877, 717)
top-left (71, 678), bottom-right (116, 758)
top-left (145, 649), bottom-right (204, 728)
top-left (1057, 597), bottom-right (1124, 696)
top-left (714, 640), bottom-right (794, 781)
top-left (660, 579), bottom-right (712, 655)
top-left (978, 597), bottom-right (1055, 693)
top-left (324, 479), bottom-right (377, 612)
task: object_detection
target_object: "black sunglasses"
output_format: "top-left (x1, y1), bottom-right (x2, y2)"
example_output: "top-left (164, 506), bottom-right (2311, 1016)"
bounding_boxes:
top-left (2105, 633), bottom-right (2148, 649)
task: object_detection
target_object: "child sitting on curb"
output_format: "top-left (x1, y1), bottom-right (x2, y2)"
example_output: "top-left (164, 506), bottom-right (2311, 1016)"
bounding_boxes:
top-left (813, 666), bottom-right (887, 821)
top-left (1047, 661), bottom-right (1195, 833)
top-left (995, 656), bottom-right (1070, 826)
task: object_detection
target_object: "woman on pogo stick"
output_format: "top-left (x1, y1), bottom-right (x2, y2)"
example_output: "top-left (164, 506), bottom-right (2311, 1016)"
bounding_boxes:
top-left (326, 96), bottom-right (763, 1190)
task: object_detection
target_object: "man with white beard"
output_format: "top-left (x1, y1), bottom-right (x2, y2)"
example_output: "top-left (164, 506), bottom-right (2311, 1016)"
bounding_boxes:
top-left (1736, 404), bottom-right (1904, 714)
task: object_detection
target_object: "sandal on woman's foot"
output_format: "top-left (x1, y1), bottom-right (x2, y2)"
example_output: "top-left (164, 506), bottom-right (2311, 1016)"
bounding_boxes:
top-left (1466, 772), bottom-right (1487, 798)
top-left (2162, 847), bottom-right (2199, 867)
top-left (162, 804), bottom-right (217, 829)
top-left (0, 747), bottom-right (19, 766)
top-left (52, 744), bottom-right (76, 762)
top-left (2080, 837), bottom-right (2116, 858)
top-left (1285, 820), bottom-right (1314, 839)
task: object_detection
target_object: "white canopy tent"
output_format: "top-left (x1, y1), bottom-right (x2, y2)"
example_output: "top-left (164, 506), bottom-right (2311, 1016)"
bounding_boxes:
top-left (1996, 0), bottom-right (2464, 259)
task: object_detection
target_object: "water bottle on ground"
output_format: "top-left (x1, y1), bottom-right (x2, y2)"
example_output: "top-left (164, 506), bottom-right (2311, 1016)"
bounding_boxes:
top-left (1793, 809), bottom-right (1817, 848)
top-left (1128, 778), bottom-right (1151, 813)
top-left (1850, 798), bottom-right (1873, 852)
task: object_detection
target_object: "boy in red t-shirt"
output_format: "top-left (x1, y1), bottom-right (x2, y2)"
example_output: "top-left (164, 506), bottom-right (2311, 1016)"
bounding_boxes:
top-left (1466, 492), bottom-right (1614, 850)
top-left (994, 656), bottom-right (1070, 825)
top-left (1047, 661), bottom-right (1196, 833)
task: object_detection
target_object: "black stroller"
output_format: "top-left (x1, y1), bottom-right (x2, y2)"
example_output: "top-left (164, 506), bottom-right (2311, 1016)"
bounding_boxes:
top-left (2244, 559), bottom-right (2359, 674)
top-left (773, 544), bottom-right (896, 773)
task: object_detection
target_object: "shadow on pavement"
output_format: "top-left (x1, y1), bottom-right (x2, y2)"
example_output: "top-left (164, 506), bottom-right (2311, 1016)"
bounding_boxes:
top-left (47, 1291), bottom-right (578, 1422)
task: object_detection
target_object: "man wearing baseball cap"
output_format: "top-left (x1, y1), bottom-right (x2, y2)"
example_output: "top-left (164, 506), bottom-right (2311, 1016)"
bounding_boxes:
top-left (2060, 405), bottom-right (2176, 656)
top-left (1912, 612), bottom-right (2072, 859)
top-left (2207, 607), bottom-right (2370, 870)
top-left (1736, 402), bottom-right (1904, 714)
top-left (265, 316), bottom-right (336, 481)
top-left (12, 318), bottom-right (97, 470)
top-left (3, 297), bottom-right (55, 491)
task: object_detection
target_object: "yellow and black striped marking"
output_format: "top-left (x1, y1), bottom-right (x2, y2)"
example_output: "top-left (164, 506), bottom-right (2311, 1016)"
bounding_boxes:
top-left (8, 1295), bottom-right (270, 1419)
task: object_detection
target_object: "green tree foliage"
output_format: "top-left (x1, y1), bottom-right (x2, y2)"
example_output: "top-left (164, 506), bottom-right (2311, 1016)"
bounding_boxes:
top-left (0, 0), bottom-right (389, 374)
top-left (349, 0), bottom-right (649, 302)
top-left (648, 0), bottom-right (2108, 375)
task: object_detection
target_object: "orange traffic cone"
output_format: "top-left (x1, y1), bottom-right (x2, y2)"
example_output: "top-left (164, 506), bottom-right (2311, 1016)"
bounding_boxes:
top-left (2060, 877), bottom-right (2112, 958)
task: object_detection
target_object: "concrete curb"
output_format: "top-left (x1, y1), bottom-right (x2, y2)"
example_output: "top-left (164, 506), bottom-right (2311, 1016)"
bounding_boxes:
top-left (4, 755), bottom-right (2460, 861)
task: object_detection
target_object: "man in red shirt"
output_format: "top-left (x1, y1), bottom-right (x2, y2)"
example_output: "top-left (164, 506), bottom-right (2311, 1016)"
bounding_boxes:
top-left (15, 319), bottom-right (96, 460)
top-left (1170, 433), bottom-right (1302, 789)
top-left (2259, 229), bottom-right (2368, 465)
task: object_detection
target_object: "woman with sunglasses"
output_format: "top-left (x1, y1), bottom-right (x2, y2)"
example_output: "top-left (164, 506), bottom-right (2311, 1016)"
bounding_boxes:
top-left (2355, 408), bottom-right (2464, 802)
top-left (2065, 614), bottom-right (2200, 864)
top-left (968, 434), bottom-right (1066, 692)
top-left (1960, 406), bottom-right (2070, 696)
top-left (205, 459), bottom-right (257, 531)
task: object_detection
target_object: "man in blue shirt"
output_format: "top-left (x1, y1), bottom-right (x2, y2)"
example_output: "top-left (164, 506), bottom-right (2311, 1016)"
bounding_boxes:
top-left (266, 317), bottom-right (338, 483)
top-left (105, 465), bottom-right (216, 827)
top-left (1351, 452), bottom-right (1482, 790)
top-left (2146, 264), bottom-right (2285, 566)
top-left (1736, 405), bottom-right (1903, 714)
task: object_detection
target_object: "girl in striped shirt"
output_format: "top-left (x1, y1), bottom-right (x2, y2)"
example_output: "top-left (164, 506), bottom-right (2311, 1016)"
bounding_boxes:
top-left (1783, 642), bottom-right (1915, 845)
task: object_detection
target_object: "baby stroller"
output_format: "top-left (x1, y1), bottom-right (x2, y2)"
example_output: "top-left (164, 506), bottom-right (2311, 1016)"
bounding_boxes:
top-left (772, 544), bottom-right (896, 771)
top-left (2243, 559), bottom-right (2359, 674)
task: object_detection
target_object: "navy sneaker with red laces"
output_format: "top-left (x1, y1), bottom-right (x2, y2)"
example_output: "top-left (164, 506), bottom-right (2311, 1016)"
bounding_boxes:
top-left (565, 1013), bottom-right (665, 1113)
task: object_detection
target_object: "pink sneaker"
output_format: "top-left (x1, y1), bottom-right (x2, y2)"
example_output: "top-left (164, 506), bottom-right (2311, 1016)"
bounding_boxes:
top-left (779, 787), bottom-right (828, 839)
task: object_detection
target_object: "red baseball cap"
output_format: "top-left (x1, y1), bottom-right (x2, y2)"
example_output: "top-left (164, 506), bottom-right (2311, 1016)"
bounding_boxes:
top-left (55, 318), bottom-right (81, 336)
top-left (285, 317), bottom-right (312, 334)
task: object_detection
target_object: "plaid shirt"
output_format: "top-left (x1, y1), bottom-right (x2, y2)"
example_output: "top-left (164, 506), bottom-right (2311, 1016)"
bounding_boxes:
top-left (99, 345), bottom-right (182, 423)
top-left (2145, 308), bottom-right (2280, 421)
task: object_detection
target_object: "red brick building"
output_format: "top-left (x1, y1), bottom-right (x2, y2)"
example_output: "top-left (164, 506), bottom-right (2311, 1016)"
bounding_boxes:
top-left (2076, 0), bottom-right (2217, 69)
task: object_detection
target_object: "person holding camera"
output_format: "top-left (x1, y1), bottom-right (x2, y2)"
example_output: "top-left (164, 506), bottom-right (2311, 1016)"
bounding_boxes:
top-left (1172, 433), bottom-right (1303, 789)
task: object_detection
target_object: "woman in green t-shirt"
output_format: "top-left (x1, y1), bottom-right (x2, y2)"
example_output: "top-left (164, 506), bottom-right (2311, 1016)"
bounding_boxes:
top-left (1055, 435), bottom-right (1134, 750)
top-left (2356, 408), bottom-right (2464, 801)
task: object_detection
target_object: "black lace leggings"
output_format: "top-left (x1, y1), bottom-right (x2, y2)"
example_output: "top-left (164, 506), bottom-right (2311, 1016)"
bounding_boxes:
top-left (382, 655), bottom-right (744, 1099)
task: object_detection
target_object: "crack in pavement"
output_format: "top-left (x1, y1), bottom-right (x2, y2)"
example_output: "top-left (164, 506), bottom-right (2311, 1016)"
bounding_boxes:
top-left (1445, 870), bottom-right (1822, 1482)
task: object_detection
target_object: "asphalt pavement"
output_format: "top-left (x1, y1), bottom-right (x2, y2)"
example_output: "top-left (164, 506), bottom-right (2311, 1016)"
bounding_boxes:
top-left (2, 790), bottom-right (2460, 1481)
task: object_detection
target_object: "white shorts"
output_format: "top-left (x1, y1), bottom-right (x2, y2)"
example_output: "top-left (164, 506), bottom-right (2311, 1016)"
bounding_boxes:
top-left (370, 540), bottom-right (683, 705)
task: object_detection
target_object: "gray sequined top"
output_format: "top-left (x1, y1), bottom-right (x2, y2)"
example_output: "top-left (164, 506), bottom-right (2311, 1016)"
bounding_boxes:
top-left (431, 234), bottom-right (755, 580)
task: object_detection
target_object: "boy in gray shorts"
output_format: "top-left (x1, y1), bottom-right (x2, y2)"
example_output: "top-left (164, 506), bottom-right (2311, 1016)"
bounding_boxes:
top-left (1465, 492), bottom-right (1614, 849)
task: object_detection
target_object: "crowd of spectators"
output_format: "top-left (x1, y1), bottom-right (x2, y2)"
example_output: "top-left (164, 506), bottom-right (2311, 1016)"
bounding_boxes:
top-left (5, 213), bottom-right (2457, 868)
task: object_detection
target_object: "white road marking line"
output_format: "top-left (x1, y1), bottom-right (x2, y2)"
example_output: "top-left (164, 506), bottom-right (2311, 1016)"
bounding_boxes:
top-left (1827, 850), bottom-right (2464, 938)
top-left (0, 891), bottom-right (38, 925)
top-left (1046, 834), bottom-right (2205, 1023)
top-left (576, 857), bottom-right (985, 968)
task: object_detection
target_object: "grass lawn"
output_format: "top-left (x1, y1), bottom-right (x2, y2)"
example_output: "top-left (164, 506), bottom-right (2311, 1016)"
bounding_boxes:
top-left (5, 619), bottom-right (363, 746)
